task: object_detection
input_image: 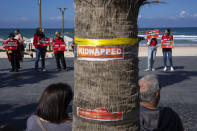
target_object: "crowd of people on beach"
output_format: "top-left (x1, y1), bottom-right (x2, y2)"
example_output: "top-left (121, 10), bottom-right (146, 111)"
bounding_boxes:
top-left (2, 28), bottom-right (68, 72)
top-left (2, 28), bottom-right (175, 73)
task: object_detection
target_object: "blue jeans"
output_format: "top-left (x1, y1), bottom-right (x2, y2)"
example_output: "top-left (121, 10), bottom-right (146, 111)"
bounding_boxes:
top-left (35, 48), bottom-right (46, 69)
top-left (162, 49), bottom-right (173, 67)
top-left (148, 46), bottom-right (157, 69)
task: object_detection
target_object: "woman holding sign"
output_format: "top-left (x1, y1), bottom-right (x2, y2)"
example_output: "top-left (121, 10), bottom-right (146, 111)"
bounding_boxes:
top-left (33, 28), bottom-right (48, 72)
top-left (3, 33), bottom-right (20, 72)
top-left (161, 29), bottom-right (174, 71)
top-left (145, 38), bottom-right (158, 71)
top-left (52, 32), bottom-right (67, 71)
top-left (145, 29), bottom-right (159, 71)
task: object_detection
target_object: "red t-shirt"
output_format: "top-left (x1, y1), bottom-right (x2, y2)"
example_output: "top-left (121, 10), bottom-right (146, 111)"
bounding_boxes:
top-left (52, 37), bottom-right (65, 54)
top-left (149, 38), bottom-right (158, 46)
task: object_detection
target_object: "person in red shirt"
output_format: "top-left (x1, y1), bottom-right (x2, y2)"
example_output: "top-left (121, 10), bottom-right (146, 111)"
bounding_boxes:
top-left (33, 28), bottom-right (47, 72)
top-left (145, 37), bottom-right (158, 71)
top-left (3, 33), bottom-right (20, 72)
top-left (52, 32), bottom-right (67, 71)
top-left (161, 29), bottom-right (174, 71)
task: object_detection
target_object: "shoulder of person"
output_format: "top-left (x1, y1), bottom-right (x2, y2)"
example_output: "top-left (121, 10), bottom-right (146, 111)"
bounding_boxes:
top-left (27, 115), bottom-right (37, 124)
top-left (27, 115), bottom-right (43, 131)
top-left (159, 107), bottom-right (181, 122)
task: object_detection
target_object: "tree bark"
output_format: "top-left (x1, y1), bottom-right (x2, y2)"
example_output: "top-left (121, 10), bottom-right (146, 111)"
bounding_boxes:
top-left (73, 0), bottom-right (144, 131)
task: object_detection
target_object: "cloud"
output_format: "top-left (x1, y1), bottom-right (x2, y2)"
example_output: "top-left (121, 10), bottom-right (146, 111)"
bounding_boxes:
top-left (177, 10), bottom-right (197, 19)
top-left (178, 10), bottom-right (188, 18)
top-left (191, 13), bottom-right (197, 18)
top-left (18, 17), bottom-right (29, 21)
top-left (4, 17), bottom-right (29, 22)
top-left (48, 16), bottom-right (62, 21)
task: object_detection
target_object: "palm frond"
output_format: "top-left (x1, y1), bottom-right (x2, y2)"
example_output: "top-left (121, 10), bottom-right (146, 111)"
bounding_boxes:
top-left (142, 0), bottom-right (166, 5)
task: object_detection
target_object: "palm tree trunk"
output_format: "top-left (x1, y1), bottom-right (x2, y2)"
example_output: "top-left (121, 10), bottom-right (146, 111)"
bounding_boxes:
top-left (73, 0), bottom-right (144, 131)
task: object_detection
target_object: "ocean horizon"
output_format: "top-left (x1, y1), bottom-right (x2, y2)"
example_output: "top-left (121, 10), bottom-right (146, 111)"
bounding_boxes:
top-left (0, 27), bottom-right (197, 46)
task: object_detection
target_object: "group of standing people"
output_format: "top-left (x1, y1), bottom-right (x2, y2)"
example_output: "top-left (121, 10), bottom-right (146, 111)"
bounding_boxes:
top-left (3, 28), bottom-right (67, 72)
top-left (145, 29), bottom-right (175, 72)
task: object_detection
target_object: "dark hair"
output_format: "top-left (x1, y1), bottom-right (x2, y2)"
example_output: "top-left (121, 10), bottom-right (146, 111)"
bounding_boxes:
top-left (36, 83), bottom-right (73, 123)
top-left (166, 28), bottom-right (171, 33)
top-left (35, 27), bottom-right (41, 36)
top-left (15, 29), bottom-right (20, 33)
top-left (8, 32), bottom-right (15, 38)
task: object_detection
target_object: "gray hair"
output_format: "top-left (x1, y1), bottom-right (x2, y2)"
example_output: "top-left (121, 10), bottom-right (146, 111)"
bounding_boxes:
top-left (139, 75), bottom-right (160, 104)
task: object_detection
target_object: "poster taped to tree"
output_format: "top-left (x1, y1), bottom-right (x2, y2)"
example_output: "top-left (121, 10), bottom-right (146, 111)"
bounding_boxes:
top-left (161, 39), bottom-right (174, 48)
top-left (77, 107), bottom-right (123, 121)
top-left (77, 45), bottom-right (124, 61)
top-left (146, 29), bottom-right (159, 39)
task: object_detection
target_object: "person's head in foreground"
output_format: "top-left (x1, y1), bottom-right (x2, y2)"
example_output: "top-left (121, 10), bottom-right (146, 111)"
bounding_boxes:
top-left (26, 83), bottom-right (73, 131)
top-left (36, 83), bottom-right (72, 123)
top-left (165, 28), bottom-right (171, 36)
top-left (139, 75), bottom-right (184, 131)
top-left (9, 33), bottom-right (15, 40)
top-left (14, 29), bottom-right (20, 35)
top-left (55, 31), bottom-right (61, 38)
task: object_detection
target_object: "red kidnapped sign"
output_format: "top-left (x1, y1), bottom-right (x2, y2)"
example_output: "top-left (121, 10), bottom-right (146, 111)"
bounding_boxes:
top-left (39, 38), bottom-right (50, 46)
top-left (77, 107), bottom-right (123, 121)
top-left (146, 29), bottom-right (159, 39)
top-left (53, 42), bottom-right (66, 51)
top-left (161, 40), bottom-right (174, 48)
top-left (77, 46), bottom-right (124, 61)
top-left (3, 40), bottom-right (18, 50)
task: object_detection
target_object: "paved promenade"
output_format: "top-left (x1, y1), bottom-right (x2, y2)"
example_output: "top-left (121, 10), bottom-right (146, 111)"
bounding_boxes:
top-left (0, 56), bottom-right (197, 131)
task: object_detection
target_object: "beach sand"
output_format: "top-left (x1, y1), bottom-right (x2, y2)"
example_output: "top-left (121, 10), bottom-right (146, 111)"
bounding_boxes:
top-left (0, 46), bottom-right (196, 58)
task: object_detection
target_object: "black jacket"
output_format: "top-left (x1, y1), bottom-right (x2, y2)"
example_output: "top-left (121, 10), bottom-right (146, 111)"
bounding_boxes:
top-left (140, 106), bottom-right (184, 131)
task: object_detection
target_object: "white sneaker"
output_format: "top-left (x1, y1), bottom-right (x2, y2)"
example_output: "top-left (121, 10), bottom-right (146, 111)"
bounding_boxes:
top-left (163, 66), bottom-right (167, 71)
top-left (170, 66), bottom-right (174, 71)
top-left (145, 68), bottom-right (150, 72)
top-left (42, 69), bottom-right (47, 72)
top-left (152, 68), bottom-right (156, 71)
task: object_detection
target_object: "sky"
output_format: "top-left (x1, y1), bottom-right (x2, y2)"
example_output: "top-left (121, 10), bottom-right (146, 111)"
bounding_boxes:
top-left (0, 0), bottom-right (197, 28)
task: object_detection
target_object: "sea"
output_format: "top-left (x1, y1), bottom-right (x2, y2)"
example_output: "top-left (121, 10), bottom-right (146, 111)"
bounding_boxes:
top-left (0, 27), bottom-right (197, 46)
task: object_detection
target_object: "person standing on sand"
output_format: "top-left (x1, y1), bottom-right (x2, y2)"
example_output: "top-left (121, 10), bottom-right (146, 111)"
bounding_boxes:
top-left (161, 29), bottom-right (174, 71)
top-left (145, 37), bottom-right (158, 72)
top-left (52, 32), bottom-right (67, 71)
top-left (33, 28), bottom-right (47, 72)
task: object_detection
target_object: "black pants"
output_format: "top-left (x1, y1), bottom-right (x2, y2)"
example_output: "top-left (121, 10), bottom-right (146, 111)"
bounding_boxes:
top-left (55, 53), bottom-right (66, 69)
top-left (10, 52), bottom-right (19, 70)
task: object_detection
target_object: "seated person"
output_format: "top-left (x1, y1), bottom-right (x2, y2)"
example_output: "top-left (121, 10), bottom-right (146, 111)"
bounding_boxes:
top-left (139, 75), bottom-right (184, 131)
top-left (26, 83), bottom-right (73, 131)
